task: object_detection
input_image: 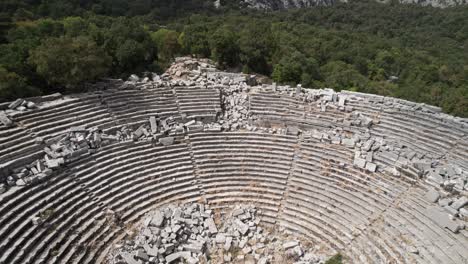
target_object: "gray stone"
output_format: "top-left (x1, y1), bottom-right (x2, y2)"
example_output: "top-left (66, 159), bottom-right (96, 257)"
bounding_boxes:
top-left (424, 189), bottom-right (440, 203)
top-left (362, 140), bottom-right (374, 152)
top-left (342, 138), bottom-right (355, 148)
top-left (8, 99), bottom-right (24, 109)
top-left (365, 162), bottom-right (377, 172)
top-left (159, 137), bottom-right (175, 146)
top-left (451, 196), bottom-right (468, 210)
top-left (120, 252), bottom-right (139, 264)
top-left (184, 242), bottom-right (203, 253)
top-left (0, 111), bottom-right (13, 127)
top-left (460, 208), bottom-right (468, 218)
top-left (283, 241), bottom-right (299, 249)
top-left (338, 95), bottom-right (346, 107)
top-left (151, 212), bottom-right (165, 227)
top-left (205, 218), bottom-right (218, 234)
top-left (234, 219), bottom-right (249, 235)
top-left (26, 101), bottom-right (36, 109)
top-left (135, 249), bottom-right (149, 261)
top-left (426, 206), bottom-right (463, 233)
top-left (165, 252), bottom-right (182, 263)
top-left (150, 116), bottom-right (157, 133)
top-left (354, 158), bottom-right (366, 169)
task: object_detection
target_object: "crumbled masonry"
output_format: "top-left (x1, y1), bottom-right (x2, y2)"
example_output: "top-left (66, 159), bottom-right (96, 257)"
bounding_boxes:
top-left (0, 57), bottom-right (467, 264)
top-left (107, 204), bottom-right (328, 264)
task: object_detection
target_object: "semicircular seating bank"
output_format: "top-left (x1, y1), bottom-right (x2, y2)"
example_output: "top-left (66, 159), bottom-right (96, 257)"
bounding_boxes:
top-left (0, 57), bottom-right (467, 264)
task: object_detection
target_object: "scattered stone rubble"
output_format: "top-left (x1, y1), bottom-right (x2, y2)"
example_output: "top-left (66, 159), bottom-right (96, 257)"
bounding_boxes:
top-left (0, 98), bottom-right (37, 127)
top-left (1, 57), bottom-right (467, 236)
top-left (107, 204), bottom-right (329, 264)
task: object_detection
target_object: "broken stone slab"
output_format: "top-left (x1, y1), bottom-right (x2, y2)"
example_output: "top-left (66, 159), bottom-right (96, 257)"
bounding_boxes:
top-left (184, 242), bottom-right (204, 253)
top-left (0, 111), bottom-right (13, 127)
top-left (283, 241), bottom-right (299, 249)
top-left (120, 252), bottom-right (139, 264)
top-left (26, 101), bottom-right (36, 109)
top-left (424, 189), bottom-right (440, 203)
top-left (184, 120), bottom-right (196, 127)
top-left (133, 125), bottom-right (145, 139)
top-left (365, 162), bottom-right (377, 172)
top-left (69, 126), bottom-right (87, 132)
top-left (361, 117), bottom-right (373, 127)
top-left (295, 85), bottom-right (302, 96)
top-left (362, 140), bottom-right (374, 152)
top-left (150, 212), bottom-right (165, 227)
top-left (135, 249), bottom-right (149, 262)
top-left (8, 99), bottom-right (24, 109)
top-left (338, 95), bottom-right (347, 107)
top-left (149, 116), bottom-right (157, 133)
top-left (451, 196), bottom-right (468, 211)
top-left (234, 219), bottom-right (249, 235)
top-left (342, 138), bottom-right (355, 148)
top-left (286, 126), bottom-right (300, 136)
top-left (143, 244), bottom-right (159, 257)
top-left (165, 251), bottom-right (191, 263)
top-left (353, 157), bottom-right (366, 169)
top-left (426, 206), bottom-right (463, 233)
top-left (159, 137), bottom-right (175, 146)
top-left (205, 218), bottom-right (218, 234)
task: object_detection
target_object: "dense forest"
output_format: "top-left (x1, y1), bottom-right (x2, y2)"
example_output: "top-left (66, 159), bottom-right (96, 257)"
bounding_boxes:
top-left (0, 0), bottom-right (467, 116)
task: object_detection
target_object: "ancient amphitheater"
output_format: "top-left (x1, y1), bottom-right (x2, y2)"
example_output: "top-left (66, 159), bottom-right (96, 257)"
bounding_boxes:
top-left (0, 57), bottom-right (467, 264)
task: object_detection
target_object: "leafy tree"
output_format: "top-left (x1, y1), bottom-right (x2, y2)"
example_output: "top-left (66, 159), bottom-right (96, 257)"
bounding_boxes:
top-left (272, 51), bottom-right (320, 87)
top-left (320, 61), bottom-right (368, 91)
top-left (210, 27), bottom-right (240, 68)
top-left (151, 29), bottom-right (181, 62)
top-left (238, 21), bottom-right (275, 75)
top-left (29, 36), bottom-right (111, 91)
top-left (179, 24), bottom-right (211, 57)
top-left (0, 66), bottom-right (40, 101)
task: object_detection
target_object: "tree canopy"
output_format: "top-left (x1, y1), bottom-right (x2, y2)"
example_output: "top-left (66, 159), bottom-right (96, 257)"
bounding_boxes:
top-left (0, 0), bottom-right (467, 117)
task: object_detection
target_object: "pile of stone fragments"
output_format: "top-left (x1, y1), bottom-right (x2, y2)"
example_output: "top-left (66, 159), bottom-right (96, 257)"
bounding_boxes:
top-left (0, 99), bottom-right (37, 127)
top-left (3, 125), bottom-right (120, 189)
top-left (107, 204), bottom-right (328, 264)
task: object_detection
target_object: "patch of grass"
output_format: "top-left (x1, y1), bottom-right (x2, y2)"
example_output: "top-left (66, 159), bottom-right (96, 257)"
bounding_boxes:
top-left (325, 253), bottom-right (343, 264)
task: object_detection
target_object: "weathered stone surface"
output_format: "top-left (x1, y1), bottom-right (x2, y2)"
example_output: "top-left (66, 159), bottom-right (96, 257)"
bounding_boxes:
top-left (451, 196), bottom-right (468, 210)
top-left (425, 189), bottom-right (440, 203)
top-left (427, 206), bottom-right (463, 233)
top-left (159, 137), bottom-right (175, 146)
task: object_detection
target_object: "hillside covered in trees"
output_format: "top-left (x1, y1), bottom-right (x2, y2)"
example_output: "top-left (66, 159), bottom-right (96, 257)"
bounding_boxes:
top-left (0, 0), bottom-right (467, 116)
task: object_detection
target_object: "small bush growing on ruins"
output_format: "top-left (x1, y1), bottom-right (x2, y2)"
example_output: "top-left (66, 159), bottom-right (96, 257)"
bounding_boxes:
top-left (325, 253), bottom-right (343, 264)
top-left (228, 246), bottom-right (241, 258)
top-left (40, 209), bottom-right (55, 221)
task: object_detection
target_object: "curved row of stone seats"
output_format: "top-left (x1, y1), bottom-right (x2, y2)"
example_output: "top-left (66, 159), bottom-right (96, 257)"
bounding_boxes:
top-left (278, 139), bottom-right (412, 257)
top-left (65, 144), bottom-right (200, 263)
top-left (59, 141), bottom-right (201, 263)
top-left (249, 91), bottom-right (346, 130)
top-left (343, 92), bottom-right (468, 163)
top-left (12, 94), bottom-right (112, 140)
top-left (0, 168), bottom-right (94, 264)
top-left (350, 185), bottom-right (468, 264)
top-left (174, 86), bottom-right (222, 120)
top-left (100, 88), bottom-right (181, 128)
top-left (1, 126), bottom-right (467, 264)
top-left (188, 131), bottom-right (297, 225)
top-left (371, 111), bottom-right (461, 159)
top-left (0, 124), bottom-right (42, 167)
top-left (449, 139), bottom-right (468, 171)
top-left (0, 139), bottom-right (203, 264)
